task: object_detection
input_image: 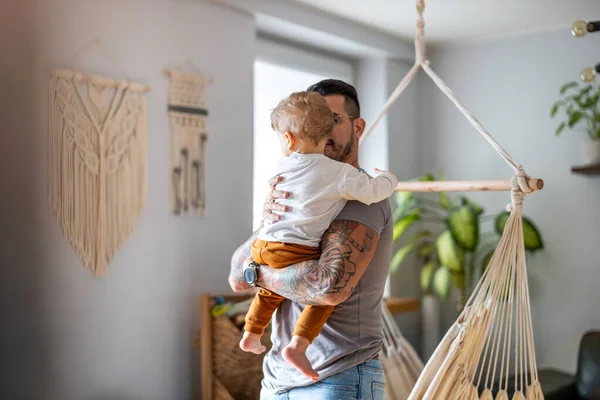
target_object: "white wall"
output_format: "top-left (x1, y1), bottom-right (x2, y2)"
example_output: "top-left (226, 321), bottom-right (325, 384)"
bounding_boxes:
top-left (0, 0), bottom-right (255, 398)
top-left (420, 30), bottom-right (600, 373)
top-left (356, 58), bottom-right (389, 175)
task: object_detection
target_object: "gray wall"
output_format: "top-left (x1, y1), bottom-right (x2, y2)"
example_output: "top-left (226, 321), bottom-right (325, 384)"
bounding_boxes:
top-left (420, 30), bottom-right (600, 373)
top-left (0, 0), bottom-right (255, 398)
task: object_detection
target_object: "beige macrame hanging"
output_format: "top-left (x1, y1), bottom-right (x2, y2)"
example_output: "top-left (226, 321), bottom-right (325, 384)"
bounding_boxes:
top-left (164, 68), bottom-right (210, 216)
top-left (48, 68), bottom-right (150, 276)
top-left (362, 2), bottom-right (546, 399)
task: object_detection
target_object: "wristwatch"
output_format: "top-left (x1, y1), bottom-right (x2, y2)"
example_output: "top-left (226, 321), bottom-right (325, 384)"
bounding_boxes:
top-left (243, 261), bottom-right (260, 287)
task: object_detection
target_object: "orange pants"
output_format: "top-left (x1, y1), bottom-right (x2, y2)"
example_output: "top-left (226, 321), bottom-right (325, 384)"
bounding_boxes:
top-left (244, 239), bottom-right (334, 343)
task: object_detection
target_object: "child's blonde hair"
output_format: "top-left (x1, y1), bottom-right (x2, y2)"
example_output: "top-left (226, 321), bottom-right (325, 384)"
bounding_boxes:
top-left (270, 91), bottom-right (334, 145)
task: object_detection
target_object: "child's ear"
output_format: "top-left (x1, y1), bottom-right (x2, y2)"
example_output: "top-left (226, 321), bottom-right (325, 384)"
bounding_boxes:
top-left (284, 132), bottom-right (295, 150)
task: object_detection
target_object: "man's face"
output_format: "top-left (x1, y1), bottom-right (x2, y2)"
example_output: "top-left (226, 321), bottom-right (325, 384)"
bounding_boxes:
top-left (322, 95), bottom-right (364, 166)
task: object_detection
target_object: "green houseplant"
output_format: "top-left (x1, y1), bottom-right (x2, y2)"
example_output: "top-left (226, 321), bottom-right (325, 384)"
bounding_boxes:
top-left (551, 80), bottom-right (600, 164)
top-left (390, 174), bottom-right (544, 313)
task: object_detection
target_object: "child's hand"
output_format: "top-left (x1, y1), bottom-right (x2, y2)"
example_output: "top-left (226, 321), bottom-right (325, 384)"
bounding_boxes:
top-left (375, 168), bottom-right (399, 187)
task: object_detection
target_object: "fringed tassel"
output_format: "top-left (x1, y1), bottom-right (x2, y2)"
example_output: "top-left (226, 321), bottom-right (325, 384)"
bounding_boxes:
top-left (48, 71), bottom-right (148, 276)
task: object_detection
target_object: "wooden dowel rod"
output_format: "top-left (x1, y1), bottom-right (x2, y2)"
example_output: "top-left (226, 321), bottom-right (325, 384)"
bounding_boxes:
top-left (394, 178), bottom-right (543, 193)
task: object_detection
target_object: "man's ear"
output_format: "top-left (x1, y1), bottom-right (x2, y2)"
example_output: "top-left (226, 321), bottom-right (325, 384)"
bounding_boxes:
top-left (284, 132), bottom-right (296, 150)
top-left (354, 117), bottom-right (366, 140)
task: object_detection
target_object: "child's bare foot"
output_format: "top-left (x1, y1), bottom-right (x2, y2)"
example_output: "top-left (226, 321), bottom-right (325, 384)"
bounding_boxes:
top-left (239, 331), bottom-right (266, 354)
top-left (282, 335), bottom-right (319, 381)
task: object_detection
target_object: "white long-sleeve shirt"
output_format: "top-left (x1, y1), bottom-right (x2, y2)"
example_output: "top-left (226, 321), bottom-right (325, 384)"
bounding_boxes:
top-left (258, 152), bottom-right (398, 247)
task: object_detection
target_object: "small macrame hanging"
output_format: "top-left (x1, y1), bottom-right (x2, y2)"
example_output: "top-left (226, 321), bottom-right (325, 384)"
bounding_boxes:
top-left (361, 2), bottom-right (546, 399)
top-left (164, 67), bottom-right (210, 216)
top-left (48, 67), bottom-right (150, 276)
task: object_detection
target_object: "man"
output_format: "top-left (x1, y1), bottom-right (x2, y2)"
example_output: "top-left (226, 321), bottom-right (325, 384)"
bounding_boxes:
top-left (229, 79), bottom-right (393, 399)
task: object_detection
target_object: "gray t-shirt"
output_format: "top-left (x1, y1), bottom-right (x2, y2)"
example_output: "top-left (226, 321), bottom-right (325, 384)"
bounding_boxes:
top-left (261, 196), bottom-right (393, 393)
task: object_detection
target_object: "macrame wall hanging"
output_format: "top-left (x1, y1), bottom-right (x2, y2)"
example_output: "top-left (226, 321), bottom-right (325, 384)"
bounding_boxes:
top-left (48, 56), bottom-right (150, 276)
top-left (164, 67), bottom-right (210, 216)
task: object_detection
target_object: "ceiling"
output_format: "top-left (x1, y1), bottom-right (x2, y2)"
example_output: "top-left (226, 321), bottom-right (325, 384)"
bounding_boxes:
top-left (288, 0), bottom-right (600, 44)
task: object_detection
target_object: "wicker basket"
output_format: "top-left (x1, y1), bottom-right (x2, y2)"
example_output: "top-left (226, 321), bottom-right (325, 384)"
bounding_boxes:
top-left (200, 293), bottom-right (272, 400)
top-left (213, 315), bottom-right (272, 399)
top-left (214, 378), bottom-right (235, 400)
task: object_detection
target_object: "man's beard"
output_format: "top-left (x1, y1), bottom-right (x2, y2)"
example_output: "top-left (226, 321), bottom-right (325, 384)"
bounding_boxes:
top-left (325, 125), bottom-right (355, 162)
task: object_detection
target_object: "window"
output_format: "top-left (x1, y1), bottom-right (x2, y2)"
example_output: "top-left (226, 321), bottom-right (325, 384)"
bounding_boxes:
top-left (253, 40), bottom-right (354, 230)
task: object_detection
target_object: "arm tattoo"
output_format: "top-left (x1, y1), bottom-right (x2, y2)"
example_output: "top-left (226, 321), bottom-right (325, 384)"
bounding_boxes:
top-left (229, 229), bottom-right (259, 288)
top-left (259, 220), bottom-right (378, 305)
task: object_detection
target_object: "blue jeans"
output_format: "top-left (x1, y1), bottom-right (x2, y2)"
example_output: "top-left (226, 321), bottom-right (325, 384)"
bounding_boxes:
top-left (260, 358), bottom-right (385, 400)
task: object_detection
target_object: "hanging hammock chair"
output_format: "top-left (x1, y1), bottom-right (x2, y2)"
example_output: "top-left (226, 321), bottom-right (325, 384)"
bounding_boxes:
top-left (365, 2), bottom-right (545, 399)
top-left (380, 303), bottom-right (424, 400)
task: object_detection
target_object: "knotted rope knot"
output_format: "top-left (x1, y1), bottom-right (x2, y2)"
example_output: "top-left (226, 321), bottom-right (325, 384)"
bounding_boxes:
top-left (515, 166), bottom-right (533, 194)
top-left (416, 0), bottom-right (425, 37)
top-left (506, 175), bottom-right (526, 212)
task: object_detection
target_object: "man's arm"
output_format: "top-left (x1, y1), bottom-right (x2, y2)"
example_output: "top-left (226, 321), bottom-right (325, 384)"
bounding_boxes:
top-left (228, 175), bottom-right (289, 292)
top-left (257, 219), bottom-right (379, 306)
top-left (228, 229), bottom-right (259, 293)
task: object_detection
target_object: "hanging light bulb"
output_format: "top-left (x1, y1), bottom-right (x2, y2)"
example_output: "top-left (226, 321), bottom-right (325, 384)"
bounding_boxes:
top-left (581, 62), bottom-right (600, 82)
top-left (572, 20), bottom-right (588, 36)
top-left (571, 20), bottom-right (600, 37)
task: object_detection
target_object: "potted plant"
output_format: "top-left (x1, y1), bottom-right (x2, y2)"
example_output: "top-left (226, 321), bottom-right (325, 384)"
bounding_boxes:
top-left (551, 80), bottom-right (600, 164)
top-left (390, 174), bottom-right (545, 315)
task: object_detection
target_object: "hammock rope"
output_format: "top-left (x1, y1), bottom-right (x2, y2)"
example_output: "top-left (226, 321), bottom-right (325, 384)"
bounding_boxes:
top-left (362, 0), bottom-right (542, 197)
top-left (368, 2), bottom-right (546, 399)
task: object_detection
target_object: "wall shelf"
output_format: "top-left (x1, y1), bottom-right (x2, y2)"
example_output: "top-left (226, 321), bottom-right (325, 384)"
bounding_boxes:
top-left (571, 163), bottom-right (600, 175)
top-left (384, 297), bottom-right (420, 314)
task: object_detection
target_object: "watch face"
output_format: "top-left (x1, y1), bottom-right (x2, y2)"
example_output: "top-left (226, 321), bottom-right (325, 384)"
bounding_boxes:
top-left (244, 267), bottom-right (256, 284)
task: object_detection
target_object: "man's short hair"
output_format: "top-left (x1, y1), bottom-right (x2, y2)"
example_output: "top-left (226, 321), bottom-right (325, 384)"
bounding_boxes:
top-left (270, 91), bottom-right (334, 145)
top-left (306, 79), bottom-right (360, 118)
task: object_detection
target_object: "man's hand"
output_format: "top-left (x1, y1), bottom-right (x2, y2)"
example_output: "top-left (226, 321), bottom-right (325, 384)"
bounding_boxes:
top-left (262, 175), bottom-right (289, 223)
top-left (229, 175), bottom-right (290, 292)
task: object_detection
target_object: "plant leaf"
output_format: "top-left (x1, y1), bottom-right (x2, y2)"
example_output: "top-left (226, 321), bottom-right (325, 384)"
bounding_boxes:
top-left (560, 81), bottom-right (578, 95)
top-left (421, 260), bottom-right (437, 292)
top-left (390, 243), bottom-right (416, 275)
top-left (450, 271), bottom-right (466, 289)
top-left (555, 122), bottom-right (566, 136)
top-left (439, 192), bottom-right (451, 209)
top-left (393, 209), bottom-right (420, 242)
top-left (480, 250), bottom-right (494, 276)
top-left (460, 196), bottom-right (484, 216)
top-left (446, 206), bottom-right (479, 251)
top-left (418, 173), bottom-right (435, 182)
top-left (550, 103), bottom-right (559, 117)
top-left (494, 212), bottom-right (510, 235)
top-left (568, 111), bottom-right (583, 127)
top-left (494, 212), bottom-right (544, 251)
top-left (522, 216), bottom-right (544, 251)
top-left (433, 266), bottom-right (451, 301)
top-left (418, 242), bottom-right (436, 258)
top-left (393, 191), bottom-right (416, 214)
top-left (582, 96), bottom-right (595, 108)
top-left (408, 230), bottom-right (432, 243)
top-left (436, 230), bottom-right (464, 272)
